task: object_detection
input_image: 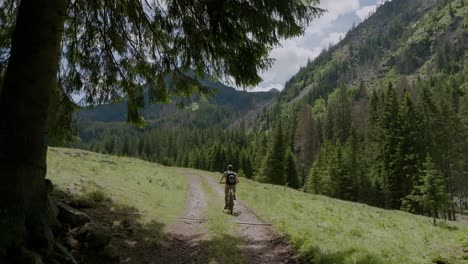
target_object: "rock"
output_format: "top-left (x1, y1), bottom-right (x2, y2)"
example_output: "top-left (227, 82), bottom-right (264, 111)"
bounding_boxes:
top-left (69, 198), bottom-right (94, 209)
top-left (76, 222), bottom-right (112, 249)
top-left (120, 219), bottom-right (134, 233)
top-left (57, 225), bottom-right (79, 250)
top-left (100, 244), bottom-right (120, 262)
top-left (54, 243), bottom-right (78, 264)
top-left (57, 202), bottom-right (91, 227)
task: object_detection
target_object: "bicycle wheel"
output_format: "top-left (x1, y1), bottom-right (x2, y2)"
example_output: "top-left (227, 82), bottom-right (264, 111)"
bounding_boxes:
top-left (228, 191), bottom-right (234, 215)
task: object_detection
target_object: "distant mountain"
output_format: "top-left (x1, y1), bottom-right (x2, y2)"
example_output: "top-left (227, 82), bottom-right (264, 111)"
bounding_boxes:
top-left (77, 79), bottom-right (278, 128)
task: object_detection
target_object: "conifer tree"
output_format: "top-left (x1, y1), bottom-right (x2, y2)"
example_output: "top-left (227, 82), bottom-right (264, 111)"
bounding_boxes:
top-left (381, 82), bottom-right (402, 209)
top-left (261, 122), bottom-right (287, 184)
top-left (414, 155), bottom-right (451, 225)
top-left (285, 149), bottom-right (300, 189)
top-left (397, 91), bottom-right (422, 201)
top-left (0, 1), bottom-right (323, 258)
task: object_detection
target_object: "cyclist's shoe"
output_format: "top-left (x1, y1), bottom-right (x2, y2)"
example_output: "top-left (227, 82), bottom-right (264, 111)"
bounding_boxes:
top-left (233, 195), bottom-right (236, 200)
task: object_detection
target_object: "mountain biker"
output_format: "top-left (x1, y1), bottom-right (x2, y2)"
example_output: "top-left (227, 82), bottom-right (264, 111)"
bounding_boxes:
top-left (219, 164), bottom-right (239, 209)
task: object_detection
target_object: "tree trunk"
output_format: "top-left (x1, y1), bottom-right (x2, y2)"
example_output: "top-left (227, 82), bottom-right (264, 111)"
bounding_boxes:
top-left (461, 196), bottom-right (465, 215)
top-left (0, 0), bottom-right (66, 262)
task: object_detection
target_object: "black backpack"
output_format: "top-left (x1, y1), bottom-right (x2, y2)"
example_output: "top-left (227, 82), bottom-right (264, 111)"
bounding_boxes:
top-left (226, 172), bottom-right (236, 185)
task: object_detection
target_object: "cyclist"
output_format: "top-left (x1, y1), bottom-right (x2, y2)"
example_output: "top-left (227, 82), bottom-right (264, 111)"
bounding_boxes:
top-left (219, 164), bottom-right (239, 209)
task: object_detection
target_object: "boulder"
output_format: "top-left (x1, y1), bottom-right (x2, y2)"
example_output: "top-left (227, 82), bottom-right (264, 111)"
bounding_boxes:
top-left (100, 244), bottom-right (120, 262)
top-left (57, 202), bottom-right (91, 227)
top-left (76, 223), bottom-right (112, 249)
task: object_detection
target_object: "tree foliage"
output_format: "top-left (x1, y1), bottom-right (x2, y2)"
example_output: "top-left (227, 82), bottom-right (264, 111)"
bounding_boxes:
top-left (0, 0), bottom-right (322, 126)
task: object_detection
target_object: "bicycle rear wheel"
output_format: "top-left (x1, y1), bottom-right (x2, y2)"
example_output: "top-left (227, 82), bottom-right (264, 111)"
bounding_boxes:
top-left (228, 191), bottom-right (234, 215)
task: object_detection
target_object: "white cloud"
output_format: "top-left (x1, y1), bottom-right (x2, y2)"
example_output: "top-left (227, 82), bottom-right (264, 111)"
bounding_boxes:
top-left (250, 0), bottom-right (385, 92)
top-left (320, 32), bottom-right (346, 46)
top-left (306, 0), bottom-right (360, 35)
top-left (248, 84), bottom-right (283, 92)
top-left (255, 39), bottom-right (321, 91)
top-left (356, 5), bottom-right (377, 21)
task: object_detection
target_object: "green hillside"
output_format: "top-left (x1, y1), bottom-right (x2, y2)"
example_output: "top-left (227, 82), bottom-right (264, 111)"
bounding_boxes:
top-left (46, 148), bottom-right (468, 263)
top-left (244, 0), bottom-right (468, 216)
top-left (279, 0), bottom-right (467, 104)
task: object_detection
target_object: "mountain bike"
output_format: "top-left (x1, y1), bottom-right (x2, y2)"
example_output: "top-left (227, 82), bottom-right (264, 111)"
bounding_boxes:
top-left (227, 187), bottom-right (234, 215)
top-left (220, 182), bottom-right (235, 215)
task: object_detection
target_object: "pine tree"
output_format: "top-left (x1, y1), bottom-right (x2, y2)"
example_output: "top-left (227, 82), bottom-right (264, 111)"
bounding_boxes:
top-left (285, 149), bottom-right (300, 189)
top-left (294, 105), bottom-right (318, 182)
top-left (414, 155), bottom-right (451, 225)
top-left (381, 82), bottom-right (403, 209)
top-left (343, 124), bottom-right (360, 201)
top-left (397, 91), bottom-right (423, 203)
top-left (305, 141), bottom-right (339, 196)
top-left (454, 91), bottom-right (468, 214)
top-left (261, 122), bottom-right (287, 185)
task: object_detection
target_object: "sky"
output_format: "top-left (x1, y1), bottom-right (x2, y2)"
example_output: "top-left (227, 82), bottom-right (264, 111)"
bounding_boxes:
top-left (252, 0), bottom-right (386, 92)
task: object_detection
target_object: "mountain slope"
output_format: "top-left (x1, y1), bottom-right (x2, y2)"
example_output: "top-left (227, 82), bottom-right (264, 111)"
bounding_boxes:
top-left (246, 0), bottom-right (468, 215)
top-left (280, 0), bottom-right (467, 105)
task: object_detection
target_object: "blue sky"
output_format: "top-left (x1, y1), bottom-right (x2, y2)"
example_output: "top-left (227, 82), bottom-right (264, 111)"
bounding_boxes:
top-left (253, 0), bottom-right (387, 91)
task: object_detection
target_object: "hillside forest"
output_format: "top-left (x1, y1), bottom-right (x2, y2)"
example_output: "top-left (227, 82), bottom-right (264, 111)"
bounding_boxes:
top-left (68, 0), bottom-right (468, 221)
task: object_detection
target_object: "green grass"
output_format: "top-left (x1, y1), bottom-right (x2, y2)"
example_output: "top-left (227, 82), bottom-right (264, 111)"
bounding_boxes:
top-left (203, 174), bottom-right (468, 264)
top-left (47, 147), bottom-right (188, 225)
top-left (198, 173), bottom-right (246, 264)
top-left (47, 148), bottom-right (467, 263)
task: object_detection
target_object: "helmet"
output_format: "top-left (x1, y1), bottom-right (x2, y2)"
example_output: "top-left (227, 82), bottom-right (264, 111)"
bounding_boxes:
top-left (227, 164), bottom-right (233, 170)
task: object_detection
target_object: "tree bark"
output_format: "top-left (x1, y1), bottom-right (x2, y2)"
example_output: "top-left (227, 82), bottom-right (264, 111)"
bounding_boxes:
top-left (0, 0), bottom-right (66, 262)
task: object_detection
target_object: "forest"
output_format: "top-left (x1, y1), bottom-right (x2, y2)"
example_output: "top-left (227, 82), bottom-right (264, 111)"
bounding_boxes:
top-left (73, 0), bottom-right (468, 222)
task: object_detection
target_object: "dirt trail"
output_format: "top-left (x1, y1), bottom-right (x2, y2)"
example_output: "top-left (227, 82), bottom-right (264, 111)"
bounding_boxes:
top-left (200, 172), bottom-right (297, 264)
top-left (159, 171), bottom-right (211, 263)
top-left (163, 169), bottom-right (297, 264)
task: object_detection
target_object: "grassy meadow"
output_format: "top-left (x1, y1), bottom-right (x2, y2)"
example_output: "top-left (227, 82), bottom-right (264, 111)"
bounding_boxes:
top-left (46, 147), bottom-right (188, 225)
top-left (204, 173), bottom-right (468, 264)
top-left (46, 148), bottom-right (467, 263)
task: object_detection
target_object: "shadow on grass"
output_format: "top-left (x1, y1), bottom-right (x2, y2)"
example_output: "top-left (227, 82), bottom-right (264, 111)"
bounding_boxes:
top-left (55, 189), bottom-right (252, 264)
top-left (58, 193), bottom-right (167, 263)
top-left (231, 211), bottom-right (242, 217)
top-left (436, 221), bottom-right (459, 231)
top-left (298, 247), bottom-right (383, 264)
top-left (199, 234), bottom-right (245, 264)
top-left (55, 189), bottom-right (384, 264)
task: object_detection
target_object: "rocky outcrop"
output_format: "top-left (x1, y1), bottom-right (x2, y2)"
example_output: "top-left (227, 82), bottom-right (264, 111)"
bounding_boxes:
top-left (57, 202), bottom-right (91, 227)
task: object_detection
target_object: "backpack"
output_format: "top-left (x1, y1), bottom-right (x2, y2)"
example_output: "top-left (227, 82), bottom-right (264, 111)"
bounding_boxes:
top-left (226, 172), bottom-right (236, 185)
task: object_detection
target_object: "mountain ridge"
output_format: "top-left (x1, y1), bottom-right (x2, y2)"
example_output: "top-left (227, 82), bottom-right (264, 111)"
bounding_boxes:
top-left (77, 78), bottom-right (279, 128)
